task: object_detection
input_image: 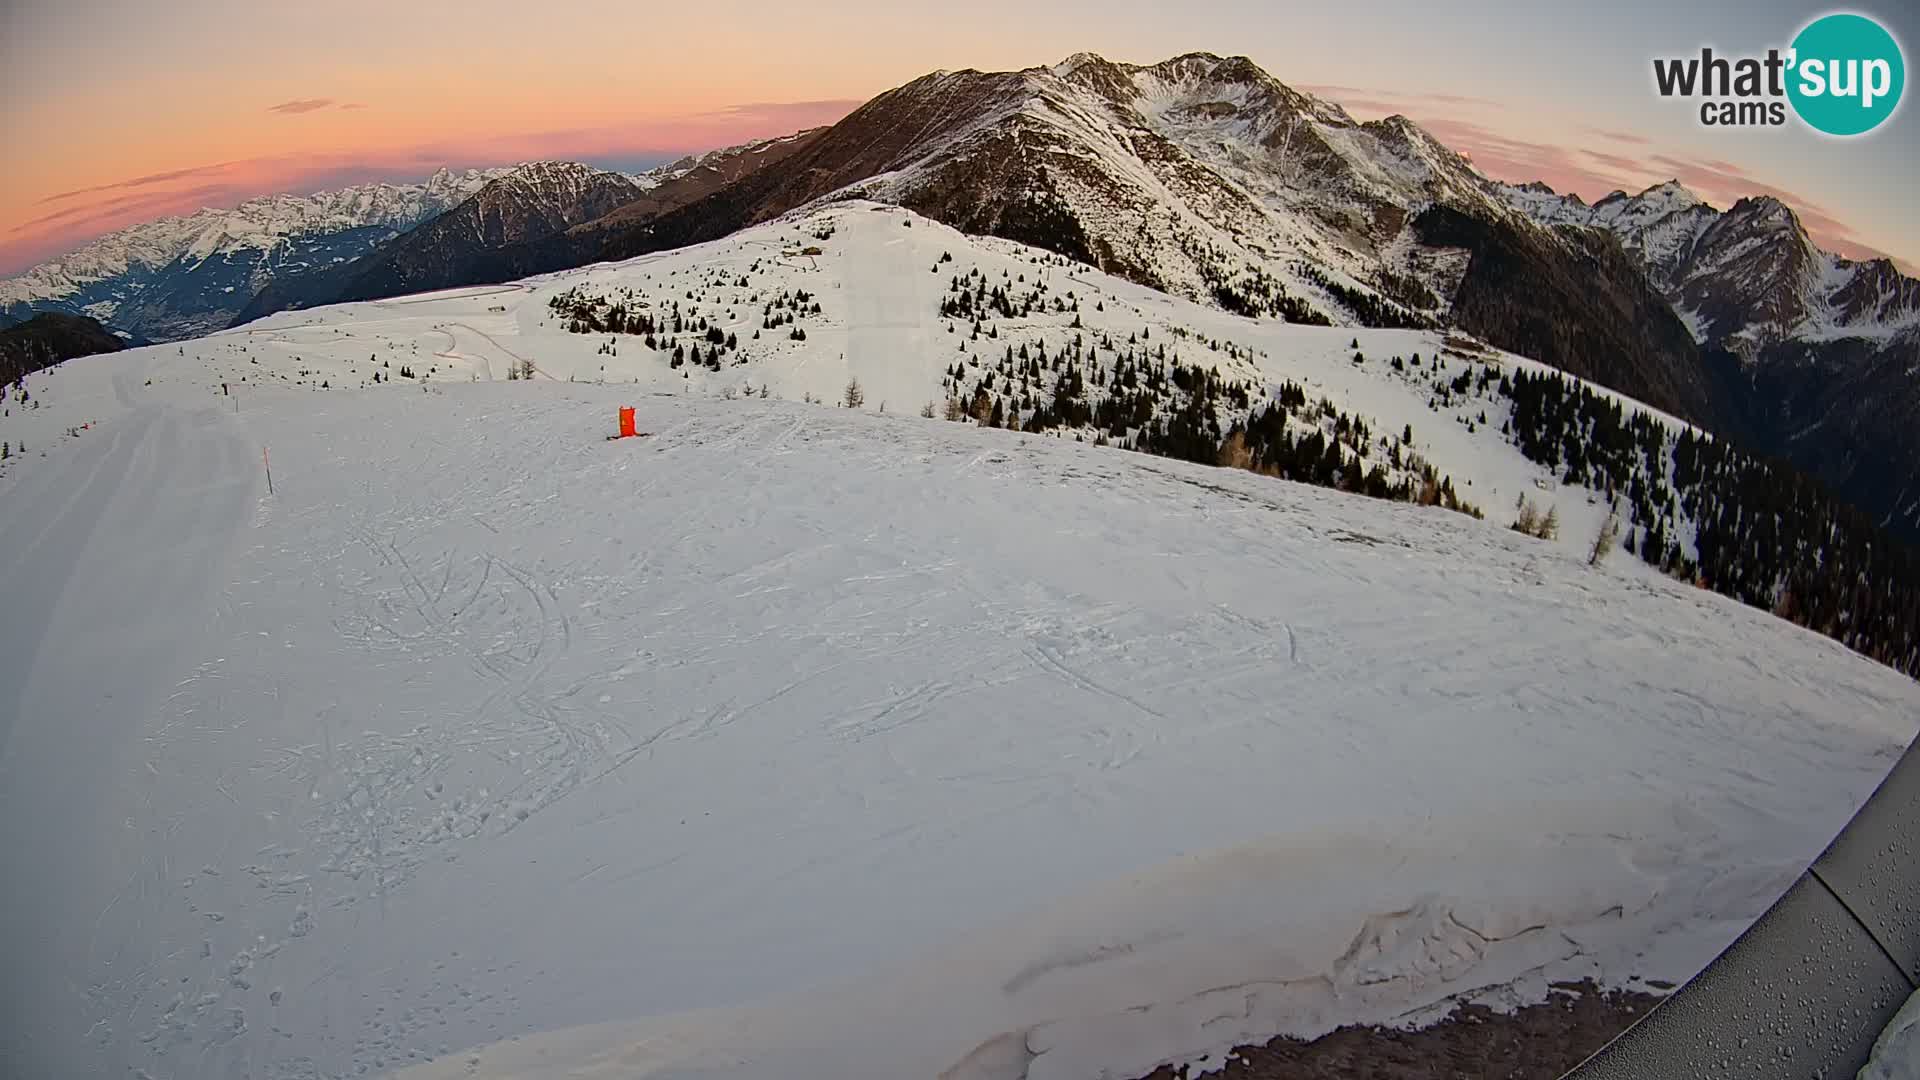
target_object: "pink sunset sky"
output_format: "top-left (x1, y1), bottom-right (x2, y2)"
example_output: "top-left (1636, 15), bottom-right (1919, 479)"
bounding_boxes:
top-left (2, 0), bottom-right (1915, 276)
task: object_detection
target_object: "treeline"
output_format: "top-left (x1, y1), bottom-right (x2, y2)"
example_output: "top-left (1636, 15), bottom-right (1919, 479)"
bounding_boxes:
top-left (934, 317), bottom-right (1481, 522)
top-left (0, 313), bottom-right (125, 388)
top-left (1222, 392), bottom-right (1477, 514)
top-left (1205, 264), bottom-right (1332, 325)
top-left (547, 278), bottom-right (821, 372)
top-left (1295, 263), bottom-right (1436, 330)
top-left (1505, 367), bottom-right (1920, 676)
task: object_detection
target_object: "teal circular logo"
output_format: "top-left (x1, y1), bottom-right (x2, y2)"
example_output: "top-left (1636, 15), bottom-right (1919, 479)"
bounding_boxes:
top-left (1787, 13), bottom-right (1905, 135)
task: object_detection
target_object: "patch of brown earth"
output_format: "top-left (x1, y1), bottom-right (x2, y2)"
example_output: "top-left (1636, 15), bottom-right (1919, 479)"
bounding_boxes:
top-left (1135, 981), bottom-right (1663, 1080)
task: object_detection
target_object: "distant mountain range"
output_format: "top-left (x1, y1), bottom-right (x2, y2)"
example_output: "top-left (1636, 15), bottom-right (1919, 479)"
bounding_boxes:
top-left (232, 160), bottom-right (648, 320)
top-left (0, 168), bottom-right (515, 341)
top-left (1495, 180), bottom-right (1920, 349)
top-left (1493, 179), bottom-right (1920, 537)
top-left (7, 51), bottom-right (1919, 538)
top-left (231, 133), bottom-right (823, 322)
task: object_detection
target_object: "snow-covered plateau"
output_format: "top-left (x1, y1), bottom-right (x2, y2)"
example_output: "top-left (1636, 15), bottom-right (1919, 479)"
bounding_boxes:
top-left (1, 203), bottom-right (1914, 1080)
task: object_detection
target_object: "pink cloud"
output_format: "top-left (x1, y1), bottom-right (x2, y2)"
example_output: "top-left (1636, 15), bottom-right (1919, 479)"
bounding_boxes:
top-left (13, 182), bottom-right (255, 237)
top-left (38, 161), bottom-right (244, 205)
top-left (1408, 115), bottom-right (1643, 200)
top-left (268, 98), bottom-right (336, 115)
top-left (1325, 94), bottom-right (1421, 116)
top-left (700, 99), bottom-right (863, 127)
top-left (1301, 84), bottom-right (1502, 109)
top-left (1582, 148), bottom-right (1648, 174)
top-left (16, 189), bottom-right (187, 233)
top-left (1687, 157), bottom-right (1747, 177)
top-left (1585, 127), bottom-right (1653, 146)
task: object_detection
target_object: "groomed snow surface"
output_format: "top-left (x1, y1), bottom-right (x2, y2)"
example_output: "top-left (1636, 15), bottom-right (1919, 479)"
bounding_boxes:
top-left (1, 205), bottom-right (1916, 1080)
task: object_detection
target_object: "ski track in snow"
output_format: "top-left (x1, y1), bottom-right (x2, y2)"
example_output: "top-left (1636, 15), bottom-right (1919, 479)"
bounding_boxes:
top-left (0, 203), bottom-right (1915, 1080)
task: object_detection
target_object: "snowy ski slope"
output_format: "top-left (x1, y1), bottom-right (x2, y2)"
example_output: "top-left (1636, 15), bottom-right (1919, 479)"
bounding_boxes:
top-left (0, 204), bottom-right (1915, 1080)
top-left (5, 202), bottom-right (1702, 558)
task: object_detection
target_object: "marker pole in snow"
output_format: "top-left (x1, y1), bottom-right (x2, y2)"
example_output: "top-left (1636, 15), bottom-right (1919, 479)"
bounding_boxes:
top-left (263, 447), bottom-right (274, 494)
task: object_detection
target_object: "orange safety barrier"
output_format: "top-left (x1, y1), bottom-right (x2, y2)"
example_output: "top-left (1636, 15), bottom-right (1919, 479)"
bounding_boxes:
top-left (618, 407), bottom-right (636, 439)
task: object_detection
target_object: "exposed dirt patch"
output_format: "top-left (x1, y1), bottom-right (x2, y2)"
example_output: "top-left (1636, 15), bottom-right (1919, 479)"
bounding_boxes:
top-left (1136, 981), bottom-right (1663, 1080)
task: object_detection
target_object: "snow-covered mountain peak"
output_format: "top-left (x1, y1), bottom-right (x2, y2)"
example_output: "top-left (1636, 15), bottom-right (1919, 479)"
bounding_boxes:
top-left (501, 159), bottom-right (595, 181)
top-left (1495, 170), bottom-right (1919, 350)
top-left (1593, 179), bottom-right (1704, 216)
top-left (1140, 51), bottom-right (1274, 90)
top-left (821, 50), bottom-right (1530, 337)
top-left (1718, 194), bottom-right (1808, 242)
top-left (475, 161), bottom-right (635, 206)
top-left (1051, 50), bottom-right (1111, 77)
top-left (1639, 178), bottom-right (1703, 208)
top-left (1582, 182), bottom-right (1718, 270)
top-left (1084, 51), bottom-right (1349, 129)
top-left (0, 166), bottom-right (510, 311)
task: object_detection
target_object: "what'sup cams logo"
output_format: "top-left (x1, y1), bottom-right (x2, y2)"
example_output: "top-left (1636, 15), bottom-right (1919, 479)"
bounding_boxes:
top-left (1653, 12), bottom-right (1905, 135)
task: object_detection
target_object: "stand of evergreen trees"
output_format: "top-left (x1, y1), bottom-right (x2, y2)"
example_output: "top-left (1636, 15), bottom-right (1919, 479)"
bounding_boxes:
top-left (1504, 367), bottom-right (1920, 677)
top-left (1295, 263), bottom-right (1436, 330)
top-left (0, 313), bottom-right (126, 387)
top-left (930, 264), bottom-right (1484, 523)
top-left (1203, 264), bottom-right (1332, 325)
top-left (547, 279), bottom-right (820, 373)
